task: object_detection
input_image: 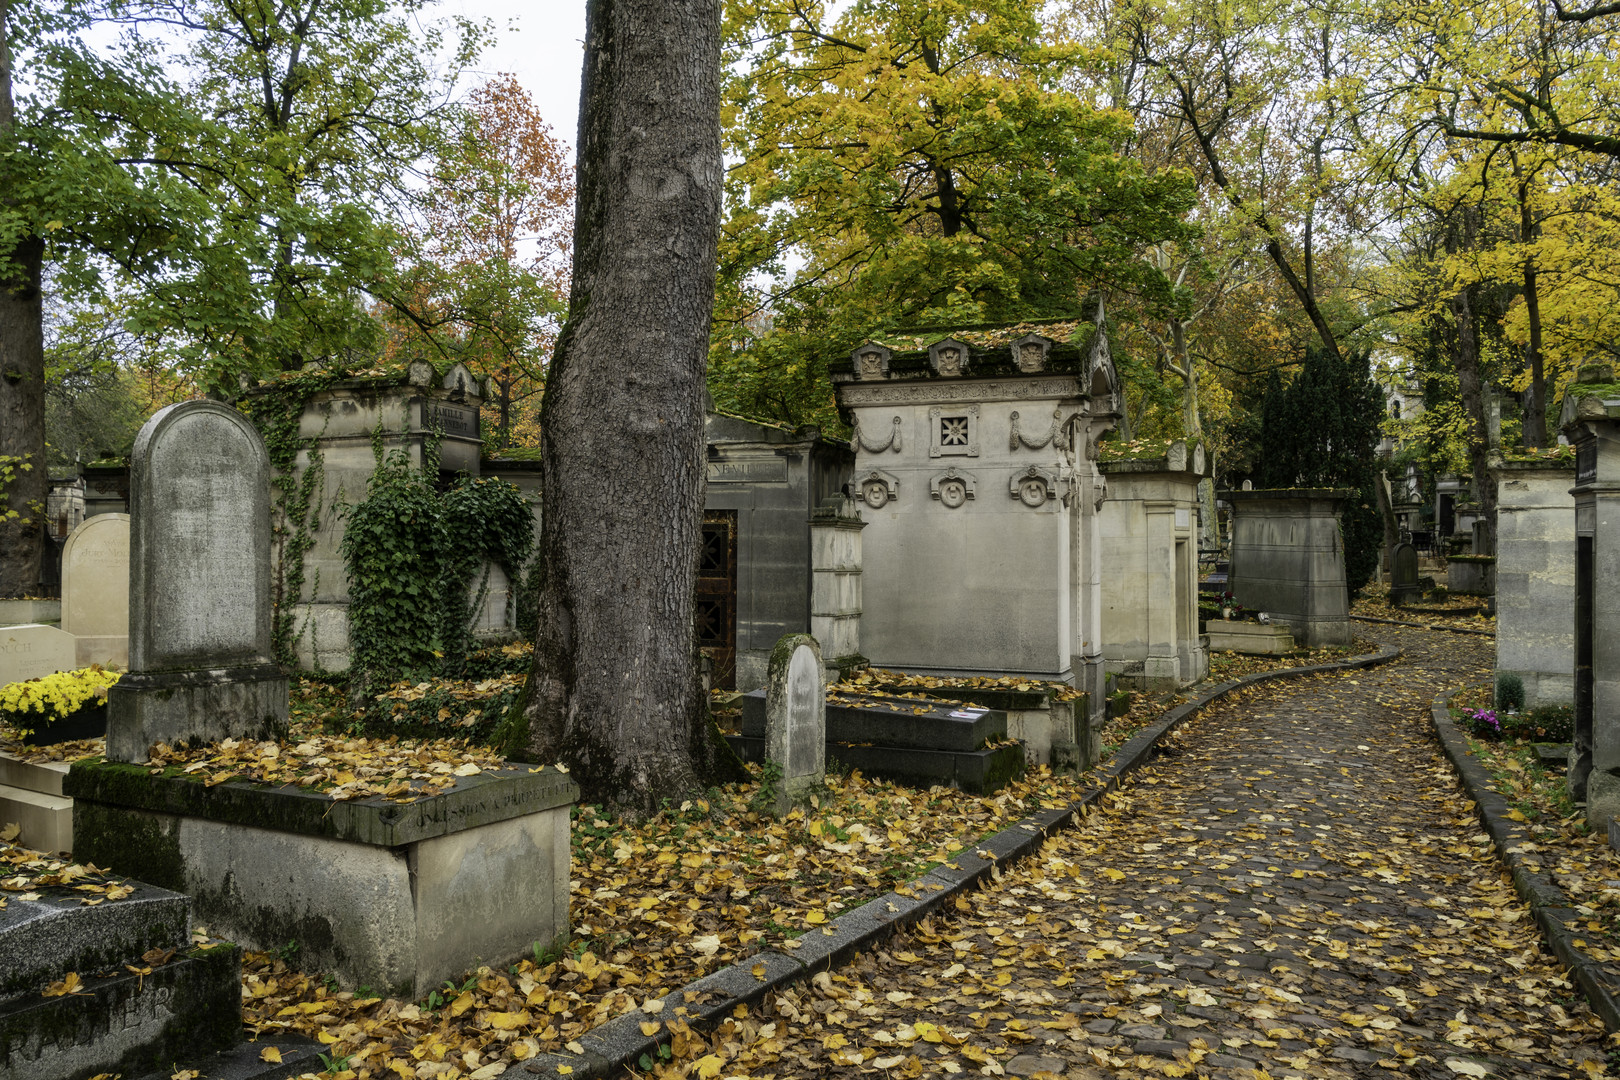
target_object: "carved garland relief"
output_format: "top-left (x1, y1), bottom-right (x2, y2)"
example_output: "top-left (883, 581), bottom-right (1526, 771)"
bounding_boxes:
top-left (1009, 408), bottom-right (1069, 451)
top-left (851, 414), bottom-right (903, 454)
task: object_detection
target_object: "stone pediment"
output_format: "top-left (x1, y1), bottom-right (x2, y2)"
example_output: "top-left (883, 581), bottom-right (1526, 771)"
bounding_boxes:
top-left (928, 338), bottom-right (972, 378)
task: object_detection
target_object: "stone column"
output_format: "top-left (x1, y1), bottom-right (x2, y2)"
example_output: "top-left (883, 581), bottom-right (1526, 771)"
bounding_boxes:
top-left (1490, 453), bottom-right (1576, 708)
top-left (1559, 365), bottom-right (1620, 826)
top-left (809, 493), bottom-right (867, 682)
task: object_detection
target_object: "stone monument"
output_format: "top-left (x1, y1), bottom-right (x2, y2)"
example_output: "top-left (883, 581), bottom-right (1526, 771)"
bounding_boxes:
top-left (763, 634), bottom-right (825, 814)
top-left (59, 513), bottom-right (130, 668)
top-left (809, 492), bottom-right (866, 682)
top-left (1099, 439), bottom-right (1209, 689)
top-left (0, 624), bottom-right (77, 687)
top-left (829, 323), bottom-right (1119, 726)
top-left (1225, 488), bottom-right (1352, 648)
top-left (106, 401), bottom-right (288, 762)
top-left (1491, 451), bottom-right (1577, 708)
top-left (1558, 366), bottom-right (1620, 827)
top-left (1389, 541), bottom-right (1420, 605)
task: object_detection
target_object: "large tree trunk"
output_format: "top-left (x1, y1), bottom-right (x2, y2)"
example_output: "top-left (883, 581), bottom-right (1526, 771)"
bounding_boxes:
top-left (515, 0), bottom-right (723, 812)
top-left (0, 0), bottom-right (46, 599)
top-left (1448, 209), bottom-right (1498, 547)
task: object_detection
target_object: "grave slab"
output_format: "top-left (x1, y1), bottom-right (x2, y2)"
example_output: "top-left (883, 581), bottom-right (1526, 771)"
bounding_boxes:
top-left (740, 689), bottom-right (1007, 751)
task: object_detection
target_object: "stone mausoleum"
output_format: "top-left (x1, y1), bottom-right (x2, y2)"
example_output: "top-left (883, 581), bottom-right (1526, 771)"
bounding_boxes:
top-left (238, 361), bottom-right (517, 671)
top-left (830, 322), bottom-right (1120, 712)
top-left (1099, 439), bottom-right (1209, 688)
top-left (699, 412), bottom-right (856, 690)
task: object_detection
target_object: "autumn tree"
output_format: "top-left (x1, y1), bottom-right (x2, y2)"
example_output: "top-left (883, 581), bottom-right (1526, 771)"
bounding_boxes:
top-left (409, 74), bottom-right (573, 449)
top-left (711, 0), bottom-right (1197, 428)
top-left (506, 0), bottom-right (729, 812)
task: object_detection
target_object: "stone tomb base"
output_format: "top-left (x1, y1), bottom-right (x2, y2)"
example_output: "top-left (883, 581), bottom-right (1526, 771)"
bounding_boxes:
top-left (106, 665), bottom-right (288, 763)
top-left (0, 852), bottom-right (319, 1080)
top-left (0, 751), bottom-right (73, 855)
top-left (1204, 621), bottom-right (1294, 656)
top-left (873, 682), bottom-right (1095, 772)
top-left (732, 689), bottom-right (1025, 793)
top-left (66, 761), bottom-right (578, 999)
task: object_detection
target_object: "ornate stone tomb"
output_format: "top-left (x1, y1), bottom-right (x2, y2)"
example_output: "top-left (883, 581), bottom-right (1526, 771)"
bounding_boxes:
top-left (831, 326), bottom-right (1119, 721)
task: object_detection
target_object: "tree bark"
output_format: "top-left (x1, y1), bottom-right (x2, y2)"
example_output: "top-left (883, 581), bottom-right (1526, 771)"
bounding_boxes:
top-left (517, 0), bottom-right (724, 812)
top-left (1448, 209), bottom-right (1497, 547)
top-left (0, 0), bottom-right (46, 599)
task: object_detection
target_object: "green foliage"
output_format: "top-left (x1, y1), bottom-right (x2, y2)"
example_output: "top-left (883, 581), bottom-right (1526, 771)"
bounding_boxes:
top-left (240, 369), bottom-right (344, 666)
top-left (1495, 672), bottom-right (1526, 713)
top-left (343, 679), bottom-right (523, 743)
top-left (342, 452), bottom-right (446, 682)
top-left (1255, 345), bottom-right (1385, 597)
top-left (1508, 704), bottom-right (1574, 743)
top-left (341, 452), bottom-right (533, 686)
top-left (710, 0), bottom-right (1197, 427)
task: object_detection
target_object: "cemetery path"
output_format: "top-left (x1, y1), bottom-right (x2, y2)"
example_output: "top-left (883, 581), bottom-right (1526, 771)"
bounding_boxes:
top-left (655, 626), bottom-right (1616, 1079)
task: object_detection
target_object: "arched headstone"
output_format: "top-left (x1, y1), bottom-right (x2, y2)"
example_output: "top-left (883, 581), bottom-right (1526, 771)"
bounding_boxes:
top-left (60, 512), bottom-right (130, 667)
top-left (764, 634), bottom-right (825, 815)
top-left (1390, 542), bottom-right (1420, 605)
top-left (107, 401), bottom-right (287, 762)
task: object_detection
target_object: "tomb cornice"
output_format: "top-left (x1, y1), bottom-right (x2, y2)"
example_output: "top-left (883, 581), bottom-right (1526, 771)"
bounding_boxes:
top-left (836, 375), bottom-right (1088, 408)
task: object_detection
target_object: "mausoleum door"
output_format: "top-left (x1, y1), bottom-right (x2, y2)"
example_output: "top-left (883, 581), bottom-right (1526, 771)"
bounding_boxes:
top-left (696, 510), bottom-right (739, 690)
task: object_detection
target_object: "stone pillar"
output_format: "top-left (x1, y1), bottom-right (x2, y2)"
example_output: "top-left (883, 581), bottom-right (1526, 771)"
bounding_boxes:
top-left (1099, 440), bottom-right (1209, 689)
top-left (1070, 453), bottom-right (1108, 727)
top-left (1490, 454), bottom-right (1576, 708)
top-left (809, 493), bottom-right (866, 681)
top-left (1559, 366), bottom-right (1620, 826)
top-left (1225, 489), bottom-right (1351, 648)
top-left (107, 401), bottom-right (289, 762)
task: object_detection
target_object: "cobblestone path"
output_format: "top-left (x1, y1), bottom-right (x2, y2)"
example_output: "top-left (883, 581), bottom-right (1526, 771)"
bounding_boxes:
top-left (661, 627), bottom-right (1615, 1078)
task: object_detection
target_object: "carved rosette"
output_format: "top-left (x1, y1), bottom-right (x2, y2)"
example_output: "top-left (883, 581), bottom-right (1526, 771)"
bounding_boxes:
top-left (929, 405), bottom-right (980, 458)
top-left (856, 468), bottom-right (901, 509)
top-left (1009, 466), bottom-right (1060, 508)
top-left (930, 467), bottom-right (978, 509)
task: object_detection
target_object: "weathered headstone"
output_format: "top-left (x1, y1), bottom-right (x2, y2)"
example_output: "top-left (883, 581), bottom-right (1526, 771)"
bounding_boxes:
top-left (764, 634), bottom-right (824, 813)
top-left (1390, 542), bottom-right (1420, 605)
top-left (0, 624), bottom-right (77, 687)
top-left (59, 513), bottom-right (130, 668)
top-left (106, 401), bottom-right (288, 762)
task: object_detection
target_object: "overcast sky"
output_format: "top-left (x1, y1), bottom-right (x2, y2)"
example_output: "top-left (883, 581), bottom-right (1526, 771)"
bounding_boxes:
top-left (449, 0), bottom-right (589, 151)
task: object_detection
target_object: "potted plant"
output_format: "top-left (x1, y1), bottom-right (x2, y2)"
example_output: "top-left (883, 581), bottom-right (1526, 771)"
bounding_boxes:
top-left (0, 667), bottom-right (121, 746)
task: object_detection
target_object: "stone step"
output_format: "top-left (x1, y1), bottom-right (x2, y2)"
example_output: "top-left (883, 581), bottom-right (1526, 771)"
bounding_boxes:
top-left (0, 881), bottom-right (188, 1000)
top-left (0, 939), bottom-right (243, 1080)
top-left (739, 689), bottom-right (1006, 752)
top-left (0, 751), bottom-right (71, 796)
top-left (0, 784), bottom-right (73, 856)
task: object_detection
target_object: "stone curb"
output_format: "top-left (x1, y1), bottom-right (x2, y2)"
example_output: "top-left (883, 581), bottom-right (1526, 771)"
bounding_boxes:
top-left (1428, 695), bottom-right (1620, 1032)
top-left (521, 642), bottom-right (1403, 1078)
top-left (1352, 614), bottom-right (1495, 637)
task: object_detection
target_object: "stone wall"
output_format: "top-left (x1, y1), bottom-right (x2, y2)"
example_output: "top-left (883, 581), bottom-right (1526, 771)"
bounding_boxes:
top-left (1099, 442), bottom-right (1208, 688)
top-left (1491, 457), bottom-right (1576, 707)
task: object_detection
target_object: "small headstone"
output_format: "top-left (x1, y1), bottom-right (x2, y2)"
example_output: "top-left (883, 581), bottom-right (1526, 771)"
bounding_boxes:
top-left (1390, 542), bottom-right (1420, 604)
top-left (107, 401), bottom-right (288, 762)
top-left (0, 624), bottom-right (78, 687)
top-left (59, 513), bottom-right (130, 668)
top-left (764, 634), bottom-right (825, 814)
top-left (1240, 479), bottom-right (1253, 491)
